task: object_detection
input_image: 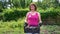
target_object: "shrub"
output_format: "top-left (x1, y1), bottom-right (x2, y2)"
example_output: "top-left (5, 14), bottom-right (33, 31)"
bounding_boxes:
top-left (39, 7), bottom-right (60, 19)
top-left (38, 7), bottom-right (60, 25)
top-left (3, 9), bottom-right (28, 21)
top-left (0, 8), bottom-right (60, 25)
top-left (0, 14), bottom-right (3, 20)
top-left (0, 9), bottom-right (3, 20)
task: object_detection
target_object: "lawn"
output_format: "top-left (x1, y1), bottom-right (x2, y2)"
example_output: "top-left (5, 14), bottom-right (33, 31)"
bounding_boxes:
top-left (0, 17), bottom-right (60, 34)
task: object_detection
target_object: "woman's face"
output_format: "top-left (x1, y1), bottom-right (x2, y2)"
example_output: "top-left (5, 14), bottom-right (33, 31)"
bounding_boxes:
top-left (30, 5), bottom-right (35, 11)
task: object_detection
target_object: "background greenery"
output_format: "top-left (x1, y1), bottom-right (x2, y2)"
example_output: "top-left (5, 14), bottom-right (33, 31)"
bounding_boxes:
top-left (0, 0), bottom-right (60, 34)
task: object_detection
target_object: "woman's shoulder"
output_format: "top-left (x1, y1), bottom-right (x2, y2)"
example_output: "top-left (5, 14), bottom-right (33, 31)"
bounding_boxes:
top-left (35, 12), bottom-right (41, 16)
top-left (36, 12), bottom-right (40, 14)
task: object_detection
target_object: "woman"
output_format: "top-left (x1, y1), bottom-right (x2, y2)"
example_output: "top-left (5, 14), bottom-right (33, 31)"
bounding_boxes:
top-left (25, 3), bottom-right (42, 34)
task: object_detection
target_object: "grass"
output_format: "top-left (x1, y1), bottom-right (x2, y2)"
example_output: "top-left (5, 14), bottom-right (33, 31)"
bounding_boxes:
top-left (0, 17), bottom-right (60, 34)
top-left (40, 25), bottom-right (60, 34)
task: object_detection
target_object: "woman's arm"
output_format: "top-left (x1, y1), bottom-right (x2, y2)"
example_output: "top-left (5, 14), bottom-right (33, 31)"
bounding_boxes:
top-left (38, 12), bottom-right (42, 26)
top-left (38, 12), bottom-right (42, 23)
top-left (25, 13), bottom-right (28, 23)
top-left (25, 12), bottom-right (30, 27)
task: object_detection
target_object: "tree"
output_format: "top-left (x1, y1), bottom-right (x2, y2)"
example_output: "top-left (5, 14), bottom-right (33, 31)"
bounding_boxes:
top-left (20, 0), bottom-right (25, 8)
top-left (12, 0), bottom-right (21, 8)
top-left (0, 1), bottom-right (3, 9)
top-left (25, 0), bottom-right (32, 7)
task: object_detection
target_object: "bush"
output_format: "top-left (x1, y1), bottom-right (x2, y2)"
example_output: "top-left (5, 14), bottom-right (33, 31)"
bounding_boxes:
top-left (0, 14), bottom-right (3, 20)
top-left (39, 7), bottom-right (60, 19)
top-left (38, 7), bottom-right (60, 25)
top-left (0, 9), bottom-right (3, 20)
top-left (3, 9), bottom-right (28, 21)
top-left (0, 8), bottom-right (60, 25)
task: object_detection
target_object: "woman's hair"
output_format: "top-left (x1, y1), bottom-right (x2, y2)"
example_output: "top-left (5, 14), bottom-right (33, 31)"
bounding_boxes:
top-left (29, 3), bottom-right (37, 11)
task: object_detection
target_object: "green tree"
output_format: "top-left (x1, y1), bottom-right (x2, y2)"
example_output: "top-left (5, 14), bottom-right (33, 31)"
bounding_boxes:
top-left (37, 0), bottom-right (60, 10)
top-left (0, 1), bottom-right (3, 9)
top-left (12, 0), bottom-right (21, 8)
top-left (25, 0), bottom-right (32, 7)
top-left (20, 0), bottom-right (25, 8)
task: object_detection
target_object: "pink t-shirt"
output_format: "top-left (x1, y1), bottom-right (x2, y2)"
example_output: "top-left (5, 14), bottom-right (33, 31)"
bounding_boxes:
top-left (27, 12), bottom-right (39, 26)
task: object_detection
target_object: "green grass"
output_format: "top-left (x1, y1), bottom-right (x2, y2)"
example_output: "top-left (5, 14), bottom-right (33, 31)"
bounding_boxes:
top-left (40, 25), bottom-right (60, 34)
top-left (0, 17), bottom-right (60, 34)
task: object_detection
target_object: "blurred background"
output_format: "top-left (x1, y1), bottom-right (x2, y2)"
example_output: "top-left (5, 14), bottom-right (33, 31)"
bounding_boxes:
top-left (0, 0), bottom-right (60, 34)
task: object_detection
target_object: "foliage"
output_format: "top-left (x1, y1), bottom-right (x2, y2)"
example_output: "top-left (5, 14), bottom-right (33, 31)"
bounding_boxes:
top-left (38, 7), bottom-right (60, 19)
top-left (25, 0), bottom-right (32, 7)
top-left (0, 7), bottom-right (60, 25)
top-left (12, 0), bottom-right (21, 8)
top-left (20, 0), bottom-right (25, 8)
top-left (12, 0), bottom-right (32, 8)
top-left (37, 0), bottom-right (60, 10)
top-left (0, 18), bottom-right (60, 34)
top-left (2, 9), bottom-right (28, 21)
top-left (0, 0), bottom-right (60, 9)
top-left (0, 1), bottom-right (3, 9)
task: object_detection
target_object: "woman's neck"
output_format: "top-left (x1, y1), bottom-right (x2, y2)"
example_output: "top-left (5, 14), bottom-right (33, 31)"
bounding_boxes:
top-left (31, 10), bottom-right (36, 12)
top-left (30, 11), bottom-right (37, 15)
